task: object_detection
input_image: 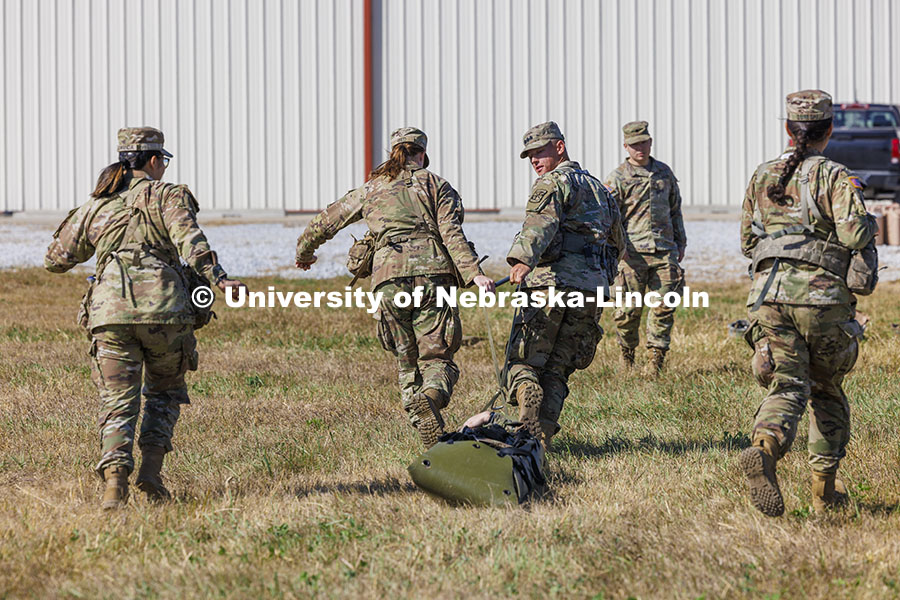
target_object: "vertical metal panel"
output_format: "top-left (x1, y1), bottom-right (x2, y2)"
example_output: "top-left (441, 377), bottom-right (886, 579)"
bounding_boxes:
top-left (2, 0), bottom-right (899, 213)
top-left (0, 0), bottom-right (366, 213)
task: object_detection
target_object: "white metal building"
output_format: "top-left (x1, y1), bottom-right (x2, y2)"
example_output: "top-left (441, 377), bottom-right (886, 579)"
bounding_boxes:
top-left (2, 0), bottom-right (899, 214)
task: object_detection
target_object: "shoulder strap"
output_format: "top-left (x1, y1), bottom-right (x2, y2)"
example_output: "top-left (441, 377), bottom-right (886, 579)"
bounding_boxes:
top-left (798, 156), bottom-right (827, 231)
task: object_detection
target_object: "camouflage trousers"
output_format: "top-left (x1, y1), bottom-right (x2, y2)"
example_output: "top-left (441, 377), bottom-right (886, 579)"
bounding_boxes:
top-left (614, 250), bottom-right (683, 350)
top-left (375, 276), bottom-right (461, 429)
top-left (505, 288), bottom-right (603, 439)
top-left (90, 323), bottom-right (197, 476)
top-left (750, 303), bottom-right (862, 474)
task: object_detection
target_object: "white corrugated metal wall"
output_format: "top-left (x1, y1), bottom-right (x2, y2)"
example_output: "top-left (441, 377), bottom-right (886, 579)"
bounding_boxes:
top-left (375, 0), bottom-right (900, 210)
top-left (2, 0), bottom-right (898, 213)
top-left (0, 0), bottom-right (365, 213)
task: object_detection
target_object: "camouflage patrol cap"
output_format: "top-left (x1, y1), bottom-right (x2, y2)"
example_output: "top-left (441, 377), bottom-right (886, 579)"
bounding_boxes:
top-left (520, 121), bottom-right (565, 158)
top-left (785, 90), bottom-right (833, 122)
top-left (390, 127), bottom-right (428, 151)
top-left (117, 127), bottom-right (173, 157)
top-left (623, 121), bottom-right (651, 144)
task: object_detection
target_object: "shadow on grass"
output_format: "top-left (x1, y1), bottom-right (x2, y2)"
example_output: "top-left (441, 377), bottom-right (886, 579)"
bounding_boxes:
top-left (854, 501), bottom-right (900, 517)
top-left (293, 476), bottom-right (417, 499)
top-left (552, 431), bottom-right (752, 458)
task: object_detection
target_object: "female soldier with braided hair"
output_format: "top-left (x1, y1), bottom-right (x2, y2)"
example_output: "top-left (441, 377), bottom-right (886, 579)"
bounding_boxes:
top-left (738, 91), bottom-right (876, 517)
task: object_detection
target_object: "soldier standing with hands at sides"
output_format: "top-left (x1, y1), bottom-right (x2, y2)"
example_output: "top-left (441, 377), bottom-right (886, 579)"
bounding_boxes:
top-left (739, 90), bottom-right (876, 517)
top-left (45, 127), bottom-right (245, 510)
top-left (295, 127), bottom-right (495, 449)
top-left (505, 121), bottom-right (625, 449)
top-left (604, 121), bottom-right (686, 373)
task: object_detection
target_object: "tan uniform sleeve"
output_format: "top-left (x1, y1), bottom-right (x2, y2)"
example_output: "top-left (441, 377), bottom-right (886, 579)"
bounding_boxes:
top-left (295, 187), bottom-right (365, 262)
top-left (433, 180), bottom-right (483, 285)
top-left (828, 168), bottom-right (877, 250)
top-left (44, 205), bottom-right (96, 273)
top-left (669, 171), bottom-right (687, 251)
top-left (160, 185), bottom-right (227, 283)
top-left (740, 171), bottom-right (759, 259)
top-left (506, 178), bottom-right (562, 267)
top-left (609, 196), bottom-right (626, 257)
top-left (604, 169), bottom-right (623, 205)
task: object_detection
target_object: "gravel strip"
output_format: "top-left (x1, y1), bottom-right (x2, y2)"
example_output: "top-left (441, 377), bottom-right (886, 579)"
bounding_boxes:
top-left (4, 220), bottom-right (900, 283)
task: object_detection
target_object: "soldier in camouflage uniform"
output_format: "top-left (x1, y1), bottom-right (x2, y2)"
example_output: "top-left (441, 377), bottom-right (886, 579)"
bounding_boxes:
top-left (506, 122), bottom-right (625, 448)
top-left (295, 127), bottom-right (494, 449)
top-left (605, 121), bottom-right (686, 373)
top-left (739, 91), bottom-right (876, 516)
top-left (45, 127), bottom-right (244, 510)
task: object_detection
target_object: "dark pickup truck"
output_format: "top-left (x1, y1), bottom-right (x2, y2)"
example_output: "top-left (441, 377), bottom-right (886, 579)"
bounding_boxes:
top-left (822, 103), bottom-right (900, 200)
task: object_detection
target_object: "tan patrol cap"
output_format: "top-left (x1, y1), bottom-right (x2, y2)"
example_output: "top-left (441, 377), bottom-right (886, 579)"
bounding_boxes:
top-left (785, 89), bottom-right (833, 122)
top-left (623, 121), bottom-right (651, 145)
top-left (390, 127), bottom-right (428, 151)
top-left (520, 121), bottom-right (565, 159)
top-left (117, 127), bottom-right (173, 157)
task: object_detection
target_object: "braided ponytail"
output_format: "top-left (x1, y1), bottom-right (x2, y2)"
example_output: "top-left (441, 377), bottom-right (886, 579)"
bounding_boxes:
top-left (766, 118), bottom-right (833, 205)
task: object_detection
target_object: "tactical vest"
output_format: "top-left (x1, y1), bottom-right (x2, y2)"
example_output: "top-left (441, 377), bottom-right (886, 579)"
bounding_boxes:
top-left (539, 166), bottom-right (619, 276)
top-left (749, 156), bottom-right (851, 311)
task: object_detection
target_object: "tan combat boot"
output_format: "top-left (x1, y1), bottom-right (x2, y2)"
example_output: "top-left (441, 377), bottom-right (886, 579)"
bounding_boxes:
top-left (739, 434), bottom-right (784, 517)
top-left (620, 346), bottom-right (635, 369)
top-left (648, 347), bottom-right (667, 374)
top-left (410, 389), bottom-right (446, 449)
top-left (516, 381), bottom-right (545, 445)
top-left (136, 446), bottom-right (172, 502)
top-left (101, 465), bottom-right (129, 510)
top-left (811, 471), bottom-right (849, 513)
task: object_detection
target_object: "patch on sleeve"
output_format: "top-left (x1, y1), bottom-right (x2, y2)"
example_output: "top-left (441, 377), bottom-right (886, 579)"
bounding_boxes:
top-left (848, 176), bottom-right (864, 190)
top-left (604, 184), bottom-right (615, 194)
top-left (528, 189), bottom-right (549, 206)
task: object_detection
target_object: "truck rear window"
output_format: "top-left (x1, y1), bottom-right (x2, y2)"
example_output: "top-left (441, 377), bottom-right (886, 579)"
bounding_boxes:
top-left (834, 109), bottom-right (898, 128)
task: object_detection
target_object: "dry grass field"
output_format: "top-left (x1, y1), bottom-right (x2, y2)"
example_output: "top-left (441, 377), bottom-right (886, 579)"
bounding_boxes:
top-left (2, 268), bottom-right (900, 599)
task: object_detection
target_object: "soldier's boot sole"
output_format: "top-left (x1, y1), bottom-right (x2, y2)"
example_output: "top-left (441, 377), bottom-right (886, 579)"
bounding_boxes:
top-left (101, 466), bottom-right (129, 511)
top-left (410, 392), bottom-right (445, 450)
top-left (740, 446), bottom-right (784, 517)
top-left (516, 382), bottom-right (544, 443)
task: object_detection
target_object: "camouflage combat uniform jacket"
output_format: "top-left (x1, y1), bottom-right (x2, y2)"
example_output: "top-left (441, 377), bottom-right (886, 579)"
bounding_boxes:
top-left (45, 177), bottom-right (226, 327)
top-left (604, 157), bottom-right (686, 255)
top-left (295, 162), bottom-right (484, 287)
top-left (741, 148), bottom-right (876, 306)
top-left (507, 161), bottom-right (625, 291)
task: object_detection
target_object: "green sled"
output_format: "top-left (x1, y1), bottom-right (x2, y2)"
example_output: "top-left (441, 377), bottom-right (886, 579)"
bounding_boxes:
top-left (408, 440), bottom-right (521, 507)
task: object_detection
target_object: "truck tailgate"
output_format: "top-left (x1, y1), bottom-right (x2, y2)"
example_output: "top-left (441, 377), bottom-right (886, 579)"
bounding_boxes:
top-left (824, 129), bottom-right (898, 171)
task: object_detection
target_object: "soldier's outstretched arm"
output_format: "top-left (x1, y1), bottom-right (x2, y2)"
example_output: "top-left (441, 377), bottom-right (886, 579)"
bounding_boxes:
top-left (433, 180), bottom-right (483, 286)
top-left (160, 185), bottom-right (228, 284)
top-left (44, 205), bottom-right (96, 273)
top-left (295, 187), bottom-right (365, 265)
